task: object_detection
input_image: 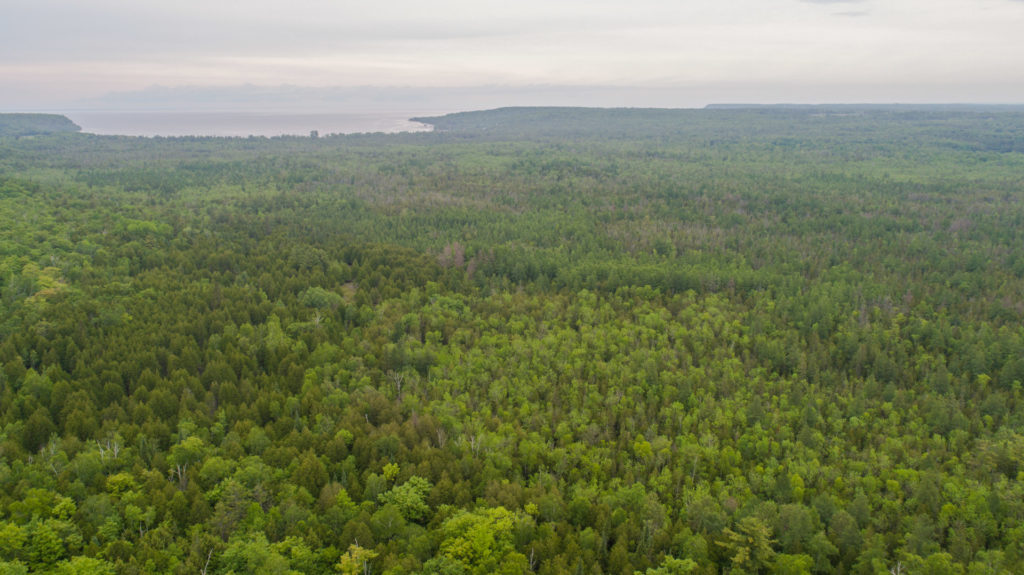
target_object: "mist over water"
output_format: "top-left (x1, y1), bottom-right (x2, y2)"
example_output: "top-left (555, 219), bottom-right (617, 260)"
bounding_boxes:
top-left (66, 111), bottom-right (435, 137)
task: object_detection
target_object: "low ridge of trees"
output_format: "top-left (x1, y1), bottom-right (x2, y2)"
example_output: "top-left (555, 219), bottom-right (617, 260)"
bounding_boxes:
top-left (0, 114), bottom-right (81, 137)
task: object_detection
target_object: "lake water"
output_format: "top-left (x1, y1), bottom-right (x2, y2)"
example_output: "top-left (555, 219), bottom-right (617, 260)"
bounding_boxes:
top-left (66, 111), bottom-right (436, 137)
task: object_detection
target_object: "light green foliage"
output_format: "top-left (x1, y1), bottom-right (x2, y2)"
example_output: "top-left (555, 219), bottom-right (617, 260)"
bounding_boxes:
top-left (0, 561), bottom-right (28, 575)
top-left (718, 516), bottom-right (775, 573)
top-left (271, 536), bottom-right (317, 574)
top-left (0, 523), bottom-right (26, 560)
top-left (52, 556), bottom-right (116, 575)
top-left (771, 553), bottom-right (813, 575)
top-left (382, 462), bottom-right (400, 482)
top-left (428, 507), bottom-right (529, 574)
top-left (300, 287), bottom-right (344, 310)
top-left (219, 533), bottom-right (297, 575)
top-left (198, 456), bottom-right (236, 488)
top-left (899, 552), bottom-right (965, 575)
top-left (378, 476), bottom-right (432, 522)
top-left (26, 520), bottom-right (64, 571)
top-left (104, 472), bottom-right (134, 495)
top-left (337, 543), bottom-right (378, 575)
top-left (646, 556), bottom-right (698, 574)
top-left (169, 436), bottom-right (206, 466)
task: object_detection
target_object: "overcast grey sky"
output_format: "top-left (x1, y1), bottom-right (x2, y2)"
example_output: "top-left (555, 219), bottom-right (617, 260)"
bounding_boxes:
top-left (3, 0), bottom-right (1024, 110)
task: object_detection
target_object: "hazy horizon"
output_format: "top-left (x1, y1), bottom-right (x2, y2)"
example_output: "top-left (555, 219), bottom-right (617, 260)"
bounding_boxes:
top-left (4, 1), bottom-right (1024, 112)
top-left (9, 83), bottom-right (1024, 117)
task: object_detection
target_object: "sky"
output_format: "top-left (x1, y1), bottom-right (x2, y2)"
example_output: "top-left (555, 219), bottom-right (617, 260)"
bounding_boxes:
top-left (3, 0), bottom-right (1024, 111)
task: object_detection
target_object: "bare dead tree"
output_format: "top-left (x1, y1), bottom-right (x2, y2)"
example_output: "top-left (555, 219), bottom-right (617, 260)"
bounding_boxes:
top-left (200, 549), bottom-right (213, 575)
top-left (387, 370), bottom-right (405, 401)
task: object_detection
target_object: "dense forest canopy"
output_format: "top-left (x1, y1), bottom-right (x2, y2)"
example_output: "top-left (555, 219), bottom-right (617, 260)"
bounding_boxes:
top-left (0, 107), bottom-right (1023, 574)
top-left (0, 114), bottom-right (81, 138)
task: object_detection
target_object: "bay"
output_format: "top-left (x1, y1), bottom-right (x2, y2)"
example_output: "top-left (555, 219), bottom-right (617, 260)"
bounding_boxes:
top-left (65, 111), bottom-right (436, 137)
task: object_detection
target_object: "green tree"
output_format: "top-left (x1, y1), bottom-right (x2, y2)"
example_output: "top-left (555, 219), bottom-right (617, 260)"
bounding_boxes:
top-left (219, 532), bottom-right (293, 574)
top-left (52, 556), bottom-right (117, 575)
top-left (717, 516), bottom-right (775, 574)
top-left (646, 555), bottom-right (698, 574)
top-left (425, 507), bottom-right (528, 575)
top-left (337, 543), bottom-right (378, 575)
top-left (772, 553), bottom-right (813, 575)
top-left (21, 407), bottom-right (55, 452)
top-left (378, 476), bottom-right (432, 522)
top-left (167, 436), bottom-right (206, 490)
top-left (26, 520), bottom-right (64, 572)
top-left (0, 561), bottom-right (28, 575)
top-left (291, 450), bottom-right (328, 496)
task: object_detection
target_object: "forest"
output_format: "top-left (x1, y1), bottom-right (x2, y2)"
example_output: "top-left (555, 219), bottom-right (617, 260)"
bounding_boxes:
top-left (0, 106), bottom-right (1023, 574)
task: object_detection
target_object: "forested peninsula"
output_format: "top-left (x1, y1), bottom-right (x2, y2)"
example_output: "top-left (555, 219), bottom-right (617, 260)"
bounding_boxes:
top-left (0, 114), bottom-right (81, 138)
top-left (1, 107), bottom-right (1023, 574)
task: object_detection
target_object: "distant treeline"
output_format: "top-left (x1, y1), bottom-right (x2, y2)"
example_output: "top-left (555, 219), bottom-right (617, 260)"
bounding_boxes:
top-left (413, 106), bottom-right (1024, 152)
top-left (704, 103), bottom-right (1024, 111)
top-left (0, 113), bottom-right (81, 137)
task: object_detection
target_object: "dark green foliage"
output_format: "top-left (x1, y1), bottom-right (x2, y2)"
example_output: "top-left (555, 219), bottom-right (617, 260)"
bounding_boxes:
top-left (0, 107), bottom-right (1023, 574)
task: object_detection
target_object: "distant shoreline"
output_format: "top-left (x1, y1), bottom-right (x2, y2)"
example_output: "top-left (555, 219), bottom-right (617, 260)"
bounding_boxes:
top-left (64, 111), bottom-right (437, 138)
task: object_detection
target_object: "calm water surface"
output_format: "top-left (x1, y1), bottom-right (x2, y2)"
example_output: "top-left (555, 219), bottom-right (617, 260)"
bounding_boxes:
top-left (67, 112), bottom-right (435, 137)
